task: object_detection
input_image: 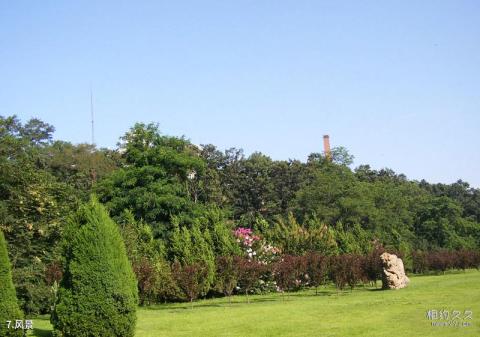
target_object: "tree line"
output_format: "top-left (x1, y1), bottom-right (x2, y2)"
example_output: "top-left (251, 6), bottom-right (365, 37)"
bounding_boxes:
top-left (1, 115), bottom-right (480, 314)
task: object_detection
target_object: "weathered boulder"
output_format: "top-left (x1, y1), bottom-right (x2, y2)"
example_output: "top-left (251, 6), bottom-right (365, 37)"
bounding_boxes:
top-left (380, 252), bottom-right (410, 290)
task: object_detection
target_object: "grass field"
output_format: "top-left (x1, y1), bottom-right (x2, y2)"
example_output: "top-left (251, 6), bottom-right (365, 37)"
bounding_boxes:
top-left (29, 270), bottom-right (479, 337)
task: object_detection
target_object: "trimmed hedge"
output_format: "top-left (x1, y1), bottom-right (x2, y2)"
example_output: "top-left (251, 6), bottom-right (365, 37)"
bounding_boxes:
top-left (0, 230), bottom-right (23, 337)
top-left (51, 198), bottom-right (138, 337)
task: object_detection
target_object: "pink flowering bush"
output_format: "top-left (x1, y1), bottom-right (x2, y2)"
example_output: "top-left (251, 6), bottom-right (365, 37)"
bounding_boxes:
top-left (234, 227), bottom-right (261, 246)
top-left (233, 227), bottom-right (281, 293)
top-left (233, 227), bottom-right (262, 259)
top-left (233, 227), bottom-right (280, 263)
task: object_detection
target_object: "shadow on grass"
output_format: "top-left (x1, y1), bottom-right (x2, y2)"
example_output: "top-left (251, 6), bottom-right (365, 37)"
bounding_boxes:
top-left (146, 297), bottom-right (282, 311)
top-left (410, 269), bottom-right (472, 277)
top-left (141, 289), bottom-right (356, 312)
top-left (32, 328), bottom-right (52, 337)
top-left (283, 290), bottom-right (340, 297)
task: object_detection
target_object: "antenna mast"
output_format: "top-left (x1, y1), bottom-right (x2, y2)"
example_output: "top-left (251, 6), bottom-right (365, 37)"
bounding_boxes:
top-left (90, 86), bottom-right (95, 146)
top-left (89, 85), bottom-right (97, 183)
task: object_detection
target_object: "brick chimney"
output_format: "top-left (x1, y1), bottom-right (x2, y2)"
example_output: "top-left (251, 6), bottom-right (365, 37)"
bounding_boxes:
top-left (323, 135), bottom-right (331, 161)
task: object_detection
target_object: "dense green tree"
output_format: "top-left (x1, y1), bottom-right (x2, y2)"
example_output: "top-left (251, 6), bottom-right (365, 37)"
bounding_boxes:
top-left (118, 210), bottom-right (163, 262)
top-left (169, 221), bottom-right (216, 296)
top-left (211, 147), bottom-right (245, 208)
top-left (52, 198), bottom-right (138, 337)
top-left (199, 147), bottom-right (286, 222)
top-left (0, 230), bottom-right (23, 337)
top-left (38, 141), bottom-right (122, 198)
top-left (1, 115), bottom-right (77, 314)
top-left (269, 160), bottom-right (306, 217)
top-left (1, 115), bottom-right (54, 155)
top-left (294, 163), bottom-right (360, 225)
top-left (267, 213), bottom-right (337, 255)
top-left (333, 223), bottom-right (372, 254)
top-left (420, 179), bottom-right (480, 223)
top-left (96, 123), bottom-right (206, 238)
top-left (330, 146), bottom-right (354, 166)
top-left (117, 210), bottom-right (176, 304)
top-left (413, 196), bottom-right (479, 249)
top-left (235, 152), bottom-right (276, 221)
top-left (193, 206), bottom-right (241, 257)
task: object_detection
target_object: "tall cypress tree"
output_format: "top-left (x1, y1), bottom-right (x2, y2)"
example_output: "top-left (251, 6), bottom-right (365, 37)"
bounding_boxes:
top-left (0, 230), bottom-right (23, 337)
top-left (52, 197), bottom-right (138, 337)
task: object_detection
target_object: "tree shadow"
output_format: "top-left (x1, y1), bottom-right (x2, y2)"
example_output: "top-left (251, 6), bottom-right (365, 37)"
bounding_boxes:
top-left (288, 291), bottom-right (336, 297)
top-left (175, 303), bottom-right (225, 310)
top-left (31, 328), bottom-right (52, 337)
top-left (144, 302), bottom-right (225, 311)
top-left (311, 290), bottom-right (336, 296)
top-left (142, 287), bottom-right (369, 312)
top-left (143, 296), bottom-right (285, 312)
top-left (249, 297), bottom-right (277, 303)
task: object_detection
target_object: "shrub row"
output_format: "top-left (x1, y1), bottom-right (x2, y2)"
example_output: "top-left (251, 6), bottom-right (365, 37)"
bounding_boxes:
top-left (412, 250), bottom-right (480, 274)
top-left (127, 248), bottom-right (387, 304)
top-left (47, 247), bottom-right (480, 306)
top-left (173, 248), bottom-right (480, 303)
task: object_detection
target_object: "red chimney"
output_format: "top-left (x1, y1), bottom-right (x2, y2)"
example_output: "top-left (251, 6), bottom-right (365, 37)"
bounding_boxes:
top-left (323, 135), bottom-right (331, 161)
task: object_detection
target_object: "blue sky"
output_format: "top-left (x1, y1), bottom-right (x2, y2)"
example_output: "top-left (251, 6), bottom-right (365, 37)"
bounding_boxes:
top-left (1, 1), bottom-right (479, 187)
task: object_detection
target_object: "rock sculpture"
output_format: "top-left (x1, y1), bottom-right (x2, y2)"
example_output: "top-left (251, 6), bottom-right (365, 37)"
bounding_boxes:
top-left (380, 252), bottom-right (410, 289)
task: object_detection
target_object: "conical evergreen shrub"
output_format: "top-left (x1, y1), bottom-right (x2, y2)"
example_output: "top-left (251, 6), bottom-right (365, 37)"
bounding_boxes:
top-left (52, 197), bottom-right (138, 337)
top-left (0, 230), bottom-right (23, 337)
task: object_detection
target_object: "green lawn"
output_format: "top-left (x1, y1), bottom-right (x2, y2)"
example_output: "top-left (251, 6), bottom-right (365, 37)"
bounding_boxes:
top-left (30, 270), bottom-right (480, 337)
